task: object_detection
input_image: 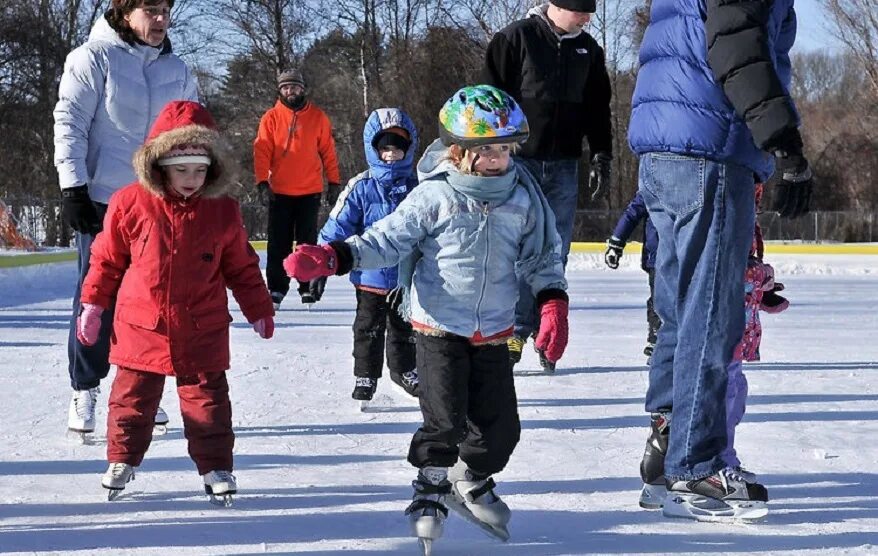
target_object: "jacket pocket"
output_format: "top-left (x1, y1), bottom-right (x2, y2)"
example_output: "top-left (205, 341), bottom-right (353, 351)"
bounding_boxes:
top-left (116, 303), bottom-right (160, 330)
top-left (192, 309), bottom-right (232, 331)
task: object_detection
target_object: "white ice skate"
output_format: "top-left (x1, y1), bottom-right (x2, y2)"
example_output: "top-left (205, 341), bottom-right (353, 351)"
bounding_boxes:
top-left (67, 387), bottom-right (98, 443)
top-left (663, 467), bottom-right (768, 522)
top-left (153, 406), bottom-right (169, 435)
top-left (446, 462), bottom-right (511, 541)
top-left (102, 463), bottom-right (136, 501)
top-left (203, 470), bottom-right (237, 507)
top-left (405, 467), bottom-right (451, 556)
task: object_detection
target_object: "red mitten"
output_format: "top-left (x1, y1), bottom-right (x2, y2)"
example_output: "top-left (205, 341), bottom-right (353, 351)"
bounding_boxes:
top-left (283, 244), bottom-right (337, 282)
top-left (534, 298), bottom-right (569, 363)
top-left (76, 303), bottom-right (104, 346)
top-left (253, 316), bottom-right (274, 339)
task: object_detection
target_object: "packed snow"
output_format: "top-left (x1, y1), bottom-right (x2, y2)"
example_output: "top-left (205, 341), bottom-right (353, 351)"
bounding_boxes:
top-left (0, 252), bottom-right (876, 555)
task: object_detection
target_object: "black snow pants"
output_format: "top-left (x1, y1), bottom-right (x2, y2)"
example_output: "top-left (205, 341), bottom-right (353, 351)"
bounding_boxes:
top-left (353, 289), bottom-right (416, 379)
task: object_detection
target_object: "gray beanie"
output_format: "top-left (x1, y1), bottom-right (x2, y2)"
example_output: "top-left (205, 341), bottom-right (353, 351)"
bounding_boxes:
top-left (550, 0), bottom-right (597, 12)
top-left (277, 69), bottom-right (306, 89)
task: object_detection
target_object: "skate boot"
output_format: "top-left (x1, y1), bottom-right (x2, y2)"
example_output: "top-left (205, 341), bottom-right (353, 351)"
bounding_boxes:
top-left (446, 462), bottom-right (511, 541)
top-left (102, 463), bottom-right (136, 501)
top-left (507, 336), bottom-right (525, 366)
top-left (67, 387), bottom-right (99, 442)
top-left (405, 466), bottom-right (451, 556)
top-left (300, 292), bottom-right (316, 305)
top-left (352, 377), bottom-right (378, 411)
top-left (270, 291), bottom-right (284, 311)
top-left (730, 464), bottom-right (758, 484)
top-left (390, 369), bottom-right (419, 397)
top-left (639, 412), bottom-right (670, 509)
top-left (535, 346), bottom-right (556, 374)
top-left (203, 470), bottom-right (237, 507)
top-left (663, 467), bottom-right (769, 522)
top-left (154, 406), bottom-right (169, 435)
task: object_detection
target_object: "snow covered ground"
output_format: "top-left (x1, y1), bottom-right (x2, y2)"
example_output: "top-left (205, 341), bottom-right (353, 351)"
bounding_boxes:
top-left (1, 252), bottom-right (876, 555)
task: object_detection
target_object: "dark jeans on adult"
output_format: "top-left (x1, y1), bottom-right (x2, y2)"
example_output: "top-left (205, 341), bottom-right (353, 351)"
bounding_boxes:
top-left (646, 268), bottom-right (661, 345)
top-left (68, 202), bottom-right (114, 391)
top-left (266, 192), bottom-right (321, 299)
top-left (408, 334), bottom-right (521, 477)
top-left (353, 288), bottom-right (416, 379)
top-left (512, 158), bottom-right (579, 339)
top-left (638, 152), bottom-right (755, 481)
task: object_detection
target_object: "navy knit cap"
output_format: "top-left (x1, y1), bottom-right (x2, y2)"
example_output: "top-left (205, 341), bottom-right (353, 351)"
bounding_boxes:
top-left (550, 0), bottom-right (597, 12)
top-left (373, 127), bottom-right (412, 153)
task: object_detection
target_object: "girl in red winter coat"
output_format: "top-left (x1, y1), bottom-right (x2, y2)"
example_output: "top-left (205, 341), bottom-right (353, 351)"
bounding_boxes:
top-left (77, 101), bottom-right (274, 505)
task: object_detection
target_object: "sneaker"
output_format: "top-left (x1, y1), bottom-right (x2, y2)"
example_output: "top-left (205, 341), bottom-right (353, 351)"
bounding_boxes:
top-left (203, 470), bottom-right (237, 495)
top-left (639, 412), bottom-right (670, 509)
top-left (390, 369), bottom-right (419, 397)
top-left (507, 336), bottom-right (525, 365)
top-left (102, 462), bottom-right (136, 495)
top-left (68, 387), bottom-right (99, 433)
top-left (663, 467), bottom-right (769, 522)
top-left (448, 463), bottom-right (511, 530)
top-left (352, 377), bottom-right (377, 401)
top-left (270, 291), bottom-right (284, 311)
top-left (154, 406), bottom-right (169, 426)
top-left (406, 467), bottom-right (451, 542)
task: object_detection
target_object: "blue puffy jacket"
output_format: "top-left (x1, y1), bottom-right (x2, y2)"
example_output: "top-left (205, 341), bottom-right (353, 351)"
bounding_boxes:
top-left (628, 0), bottom-right (798, 180)
top-left (318, 108), bottom-right (418, 291)
top-left (611, 192), bottom-right (657, 271)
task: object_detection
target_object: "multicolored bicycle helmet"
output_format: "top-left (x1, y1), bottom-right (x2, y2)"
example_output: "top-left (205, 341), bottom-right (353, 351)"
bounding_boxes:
top-left (438, 85), bottom-right (529, 148)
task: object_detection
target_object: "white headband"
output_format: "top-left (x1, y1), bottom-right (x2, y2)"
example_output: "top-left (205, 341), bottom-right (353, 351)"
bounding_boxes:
top-left (157, 155), bottom-right (212, 167)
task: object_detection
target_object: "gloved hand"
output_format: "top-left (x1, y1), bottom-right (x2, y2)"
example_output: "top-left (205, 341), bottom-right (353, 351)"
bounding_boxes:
top-left (76, 303), bottom-right (104, 346)
top-left (772, 151), bottom-right (812, 219)
top-left (283, 244), bottom-right (338, 282)
top-left (253, 316), bottom-right (274, 339)
top-left (604, 236), bottom-right (625, 269)
top-left (761, 283), bottom-right (789, 314)
top-left (62, 185), bottom-right (102, 234)
top-left (257, 181), bottom-right (274, 207)
top-left (534, 297), bottom-right (569, 363)
top-left (587, 152), bottom-right (612, 201)
top-left (309, 276), bottom-right (327, 302)
top-left (324, 183), bottom-right (342, 208)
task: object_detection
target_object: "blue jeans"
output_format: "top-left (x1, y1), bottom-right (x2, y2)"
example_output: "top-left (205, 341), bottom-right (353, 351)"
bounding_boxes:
top-left (639, 153), bottom-right (755, 481)
top-left (513, 158), bottom-right (578, 338)
top-left (68, 203), bottom-right (115, 390)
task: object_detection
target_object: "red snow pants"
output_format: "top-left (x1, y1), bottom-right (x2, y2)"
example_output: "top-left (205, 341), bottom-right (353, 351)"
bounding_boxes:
top-left (107, 367), bottom-right (234, 475)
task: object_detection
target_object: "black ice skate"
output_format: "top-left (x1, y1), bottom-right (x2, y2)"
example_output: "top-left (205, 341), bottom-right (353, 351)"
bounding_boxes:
top-left (445, 462), bottom-right (511, 541)
top-left (535, 346), bottom-right (555, 374)
top-left (352, 377), bottom-right (377, 411)
top-left (203, 470), bottom-right (237, 507)
top-left (405, 467), bottom-right (451, 556)
top-left (663, 467), bottom-right (768, 522)
top-left (270, 291), bottom-right (284, 311)
top-left (639, 412), bottom-right (669, 509)
top-left (390, 370), bottom-right (419, 398)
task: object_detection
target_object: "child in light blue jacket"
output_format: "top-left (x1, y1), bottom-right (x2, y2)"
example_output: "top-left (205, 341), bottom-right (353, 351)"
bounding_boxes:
top-left (284, 86), bottom-right (568, 544)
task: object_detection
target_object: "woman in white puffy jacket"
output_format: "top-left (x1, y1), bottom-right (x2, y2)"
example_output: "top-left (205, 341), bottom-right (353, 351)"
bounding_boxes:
top-left (54, 0), bottom-right (198, 438)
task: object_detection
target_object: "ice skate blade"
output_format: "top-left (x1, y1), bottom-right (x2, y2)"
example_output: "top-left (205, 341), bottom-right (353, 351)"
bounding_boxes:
top-left (410, 514), bottom-right (444, 541)
top-left (67, 429), bottom-right (96, 445)
top-left (418, 538), bottom-right (433, 556)
top-left (208, 494), bottom-right (234, 507)
top-left (445, 495), bottom-right (510, 541)
top-left (105, 488), bottom-right (124, 501)
top-left (662, 493), bottom-right (768, 522)
top-left (358, 399), bottom-right (371, 412)
top-left (639, 482), bottom-right (667, 509)
top-left (153, 424), bottom-right (168, 435)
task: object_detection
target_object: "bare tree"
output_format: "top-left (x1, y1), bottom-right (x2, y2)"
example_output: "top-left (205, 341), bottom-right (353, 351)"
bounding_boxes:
top-left (824, 0), bottom-right (878, 102)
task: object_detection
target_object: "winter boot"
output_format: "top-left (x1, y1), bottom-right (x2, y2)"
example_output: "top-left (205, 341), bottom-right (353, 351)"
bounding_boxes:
top-left (446, 462), bottom-right (511, 540)
top-left (406, 466), bottom-right (451, 552)
top-left (663, 467), bottom-right (769, 522)
top-left (203, 470), bottom-right (237, 507)
top-left (390, 370), bottom-right (420, 397)
top-left (352, 377), bottom-right (378, 401)
top-left (507, 336), bottom-right (525, 366)
top-left (639, 412), bottom-right (670, 509)
top-left (68, 387), bottom-right (99, 434)
top-left (102, 462), bottom-right (136, 501)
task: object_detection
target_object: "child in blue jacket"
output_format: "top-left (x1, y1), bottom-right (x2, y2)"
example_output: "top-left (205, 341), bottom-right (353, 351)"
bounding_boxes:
top-left (318, 108), bottom-right (419, 401)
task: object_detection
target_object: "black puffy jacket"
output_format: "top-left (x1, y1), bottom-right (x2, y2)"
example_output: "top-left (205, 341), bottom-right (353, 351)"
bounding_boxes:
top-left (482, 9), bottom-right (612, 160)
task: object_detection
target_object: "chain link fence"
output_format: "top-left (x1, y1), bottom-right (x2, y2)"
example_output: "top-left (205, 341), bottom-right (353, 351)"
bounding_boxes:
top-left (3, 198), bottom-right (876, 247)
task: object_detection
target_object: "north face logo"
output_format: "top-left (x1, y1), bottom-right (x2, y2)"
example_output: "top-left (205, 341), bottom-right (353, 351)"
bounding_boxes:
top-left (576, 48), bottom-right (588, 55)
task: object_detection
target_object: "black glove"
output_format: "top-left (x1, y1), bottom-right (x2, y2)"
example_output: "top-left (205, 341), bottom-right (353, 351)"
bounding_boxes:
top-left (62, 185), bottom-right (102, 234)
top-left (772, 152), bottom-right (812, 219)
top-left (257, 181), bottom-right (274, 207)
top-left (604, 236), bottom-right (624, 269)
top-left (324, 183), bottom-right (341, 208)
top-left (588, 152), bottom-right (612, 201)
top-left (309, 276), bottom-right (327, 302)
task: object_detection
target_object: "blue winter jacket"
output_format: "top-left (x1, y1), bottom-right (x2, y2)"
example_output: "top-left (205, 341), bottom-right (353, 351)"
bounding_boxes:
top-left (318, 109), bottom-right (419, 291)
top-left (628, 0), bottom-right (798, 181)
top-left (345, 141), bottom-right (566, 338)
top-left (611, 192), bottom-right (657, 271)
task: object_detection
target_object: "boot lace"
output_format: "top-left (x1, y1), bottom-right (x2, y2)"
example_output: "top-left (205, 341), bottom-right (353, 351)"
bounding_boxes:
top-left (74, 387), bottom-right (99, 420)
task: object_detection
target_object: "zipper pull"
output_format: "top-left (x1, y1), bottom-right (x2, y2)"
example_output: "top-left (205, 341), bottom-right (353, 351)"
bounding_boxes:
top-left (482, 201), bottom-right (489, 215)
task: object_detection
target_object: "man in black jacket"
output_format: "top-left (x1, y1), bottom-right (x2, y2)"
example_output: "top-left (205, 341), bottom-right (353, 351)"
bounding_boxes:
top-left (482, 0), bottom-right (612, 368)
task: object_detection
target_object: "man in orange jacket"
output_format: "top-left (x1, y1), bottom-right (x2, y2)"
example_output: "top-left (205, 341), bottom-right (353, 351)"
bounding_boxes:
top-left (254, 69), bottom-right (342, 309)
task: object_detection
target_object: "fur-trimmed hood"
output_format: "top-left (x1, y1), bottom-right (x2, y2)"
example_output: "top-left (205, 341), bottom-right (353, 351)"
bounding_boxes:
top-left (133, 101), bottom-right (230, 199)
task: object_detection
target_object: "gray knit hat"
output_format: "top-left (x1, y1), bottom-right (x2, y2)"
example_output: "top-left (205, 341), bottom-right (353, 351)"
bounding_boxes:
top-left (277, 69), bottom-right (306, 89)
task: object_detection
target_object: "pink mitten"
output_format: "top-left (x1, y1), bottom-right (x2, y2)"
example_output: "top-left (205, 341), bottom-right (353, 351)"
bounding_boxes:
top-left (253, 316), bottom-right (274, 339)
top-left (76, 303), bottom-right (104, 346)
top-left (534, 298), bottom-right (569, 363)
top-left (283, 244), bottom-right (337, 282)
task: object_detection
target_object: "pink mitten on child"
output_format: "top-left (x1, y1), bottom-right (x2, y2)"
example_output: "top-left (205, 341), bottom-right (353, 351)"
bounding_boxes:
top-left (283, 244), bottom-right (337, 282)
top-left (534, 298), bottom-right (569, 363)
top-left (76, 303), bottom-right (104, 346)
